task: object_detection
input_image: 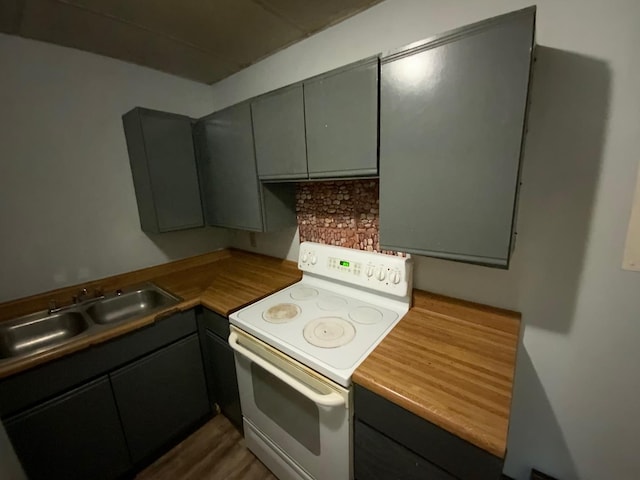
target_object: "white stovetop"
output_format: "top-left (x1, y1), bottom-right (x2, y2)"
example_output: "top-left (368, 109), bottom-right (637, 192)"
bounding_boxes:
top-left (229, 277), bottom-right (409, 387)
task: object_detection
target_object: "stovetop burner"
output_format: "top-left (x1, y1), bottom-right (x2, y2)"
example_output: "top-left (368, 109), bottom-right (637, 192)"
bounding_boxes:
top-left (262, 303), bottom-right (301, 323)
top-left (290, 286), bottom-right (319, 300)
top-left (231, 241), bottom-right (411, 386)
top-left (349, 306), bottom-right (384, 325)
top-left (234, 281), bottom-right (404, 378)
top-left (317, 295), bottom-right (348, 311)
top-left (303, 317), bottom-right (356, 349)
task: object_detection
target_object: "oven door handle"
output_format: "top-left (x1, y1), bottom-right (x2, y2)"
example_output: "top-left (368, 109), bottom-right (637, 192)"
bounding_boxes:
top-left (228, 332), bottom-right (345, 407)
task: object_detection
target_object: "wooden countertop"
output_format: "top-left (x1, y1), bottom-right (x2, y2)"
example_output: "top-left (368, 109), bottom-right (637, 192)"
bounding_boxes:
top-left (1, 249), bottom-right (520, 459)
top-left (353, 289), bottom-right (521, 459)
top-left (0, 249), bottom-right (301, 379)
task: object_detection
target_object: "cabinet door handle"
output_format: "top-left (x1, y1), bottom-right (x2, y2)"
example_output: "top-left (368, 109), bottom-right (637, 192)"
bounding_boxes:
top-left (228, 332), bottom-right (345, 407)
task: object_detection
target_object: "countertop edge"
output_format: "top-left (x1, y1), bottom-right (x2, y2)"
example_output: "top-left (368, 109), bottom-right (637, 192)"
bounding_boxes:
top-left (0, 249), bottom-right (301, 379)
top-left (352, 373), bottom-right (507, 459)
top-left (0, 251), bottom-right (519, 462)
top-left (352, 288), bottom-right (522, 459)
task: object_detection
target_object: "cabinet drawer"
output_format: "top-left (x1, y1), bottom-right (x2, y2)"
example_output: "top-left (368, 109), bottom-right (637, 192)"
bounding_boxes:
top-left (355, 420), bottom-right (455, 480)
top-left (355, 385), bottom-right (503, 480)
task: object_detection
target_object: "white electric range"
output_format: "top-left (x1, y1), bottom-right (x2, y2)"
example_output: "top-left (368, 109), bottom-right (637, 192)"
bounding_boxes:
top-left (229, 242), bottom-right (412, 480)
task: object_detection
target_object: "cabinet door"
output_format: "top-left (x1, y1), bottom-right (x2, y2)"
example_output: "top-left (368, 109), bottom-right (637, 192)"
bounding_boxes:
top-left (123, 107), bottom-right (204, 233)
top-left (195, 103), bottom-right (264, 231)
top-left (110, 334), bottom-right (210, 464)
top-left (304, 58), bottom-right (378, 178)
top-left (5, 376), bottom-right (130, 480)
top-left (252, 85), bottom-right (308, 181)
top-left (0, 309), bottom-right (197, 419)
top-left (205, 330), bottom-right (242, 430)
top-left (355, 385), bottom-right (504, 480)
top-left (379, 8), bottom-right (534, 268)
top-left (355, 420), bottom-right (455, 480)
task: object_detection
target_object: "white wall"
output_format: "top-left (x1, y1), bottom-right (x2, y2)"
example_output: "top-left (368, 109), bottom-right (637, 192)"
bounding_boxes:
top-left (216, 1), bottom-right (640, 478)
top-left (0, 34), bottom-right (229, 302)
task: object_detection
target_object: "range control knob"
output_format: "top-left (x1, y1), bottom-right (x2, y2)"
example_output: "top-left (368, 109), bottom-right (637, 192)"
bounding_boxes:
top-left (376, 267), bottom-right (386, 281)
top-left (310, 254), bottom-right (317, 265)
top-left (392, 271), bottom-right (401, 284)
top-left (366, 265), bottom-right (374, 278)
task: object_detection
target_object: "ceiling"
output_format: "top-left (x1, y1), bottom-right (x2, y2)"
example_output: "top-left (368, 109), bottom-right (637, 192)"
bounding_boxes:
top-left (0, 0), bottom-right (382, 84)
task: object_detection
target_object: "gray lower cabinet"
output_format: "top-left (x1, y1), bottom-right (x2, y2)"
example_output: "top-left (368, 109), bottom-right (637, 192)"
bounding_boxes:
top-left (354, 385), bottom-right (504, 480)
top-left (252, 85), bottom-right (308, 181)
top-left (122, 107), bottom-right (204, 233)
top-left (195, 103), bottom-right (297, 232)
top-left (198, 308), bottom-right (242, 430)
top-left (206, 331), bottom-right (242, 429)
top-left (110, 333), bottom-right (210, 464)
top-left (355, 421), bottom-right (455, 480)
top-left (379, 7), bottom-right (535, 268)
top-left (4, 376), bottom-right (130, 480)
top-left (304, 57), bottom-right (379, 178)
top-left (1, 309), bottom-right (211, 479)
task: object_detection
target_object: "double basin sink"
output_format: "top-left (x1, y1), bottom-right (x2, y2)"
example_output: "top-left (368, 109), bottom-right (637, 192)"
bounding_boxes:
top-left (0, 283), bottom-right (181, 362)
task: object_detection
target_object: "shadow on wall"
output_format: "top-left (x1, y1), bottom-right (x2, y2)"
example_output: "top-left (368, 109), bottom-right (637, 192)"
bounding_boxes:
top-left (146, 226), bottom-right (230, 259)
top-left (505, 347), bottom-right (579, 479)
top-left (228, 227), bottom-right (300, 261)
top-left (513, 46), bottom-right (611, 333)
top-left (412, 46), bottom-right (610, 336)
top-left (505, 47), bottom-right (611, 480)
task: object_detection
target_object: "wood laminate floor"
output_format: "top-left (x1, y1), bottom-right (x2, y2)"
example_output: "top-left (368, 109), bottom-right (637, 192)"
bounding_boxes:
top-left (137, 415), bottom-right (277, 480)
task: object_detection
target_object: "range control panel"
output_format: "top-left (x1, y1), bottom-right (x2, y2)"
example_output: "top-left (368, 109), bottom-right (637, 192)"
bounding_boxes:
top-left (298, 242), bottom-right (412, 298)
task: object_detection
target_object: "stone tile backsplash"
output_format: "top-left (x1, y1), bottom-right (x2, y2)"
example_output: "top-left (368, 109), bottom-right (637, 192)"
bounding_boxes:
top-left (296, 179), bottom-right (401, 255)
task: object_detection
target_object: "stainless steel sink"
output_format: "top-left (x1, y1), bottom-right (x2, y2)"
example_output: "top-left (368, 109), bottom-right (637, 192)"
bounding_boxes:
top-left (0, 283), bottom-right (182, 362)
top-left (85, 285), bottom-right (180, 325)
top-left (0, 311), bottom-right (90, 359)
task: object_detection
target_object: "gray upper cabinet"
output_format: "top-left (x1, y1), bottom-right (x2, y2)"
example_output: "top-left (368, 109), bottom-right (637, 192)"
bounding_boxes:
top-left (122, 107), bottom-right (204, 233)
top-left (196, 103), bottom-right (264, 231)
top-left (252, 85), bottom-right (308, 181)
top-left (195, 103), bottom-right (297, 232)
top-left (379, 7), bottom-right (535, 268)
top-left (304, 57), bottom-right (379, 179)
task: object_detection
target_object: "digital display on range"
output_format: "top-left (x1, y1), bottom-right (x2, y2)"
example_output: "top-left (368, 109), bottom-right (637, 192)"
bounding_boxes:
top-left (339, 260), bottom-right (350, 267)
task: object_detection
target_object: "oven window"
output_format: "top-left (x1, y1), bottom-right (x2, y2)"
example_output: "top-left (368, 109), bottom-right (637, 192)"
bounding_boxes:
top-left (251, 363), bottom-right (321, 455)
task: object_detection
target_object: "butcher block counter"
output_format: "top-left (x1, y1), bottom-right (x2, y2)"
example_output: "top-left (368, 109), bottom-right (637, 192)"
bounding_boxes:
top-left (0, 247), bottom-right (520, 465)
top-left (0, 248), bottom-right (301, 379)
top-left (353, 289), bottom-right (521, 460)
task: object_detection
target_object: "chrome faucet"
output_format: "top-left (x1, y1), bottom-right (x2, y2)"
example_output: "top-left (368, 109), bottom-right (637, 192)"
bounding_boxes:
top-left (48, 300), bottom-right (59, 315)
top-left (72, 287), bottom-right (105, 306)
top-left (73, 288), bottom-right (89, 305)
top-left (47, 287), bottom-right (106, 315)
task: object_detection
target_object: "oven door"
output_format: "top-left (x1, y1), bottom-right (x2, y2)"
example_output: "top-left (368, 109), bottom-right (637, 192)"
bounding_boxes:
top-left (229, 326), bottom-right (351, 480)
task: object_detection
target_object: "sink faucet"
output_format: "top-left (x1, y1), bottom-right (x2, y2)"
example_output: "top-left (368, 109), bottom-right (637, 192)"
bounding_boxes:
top-left (48, 300), bottom-right (59, 315)
top-left (72, 287), bottom-right (104, 305)
top-left (73, 288), bottom-right (89, 305)
top-left (47, 287), bottom-right (106, 315)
